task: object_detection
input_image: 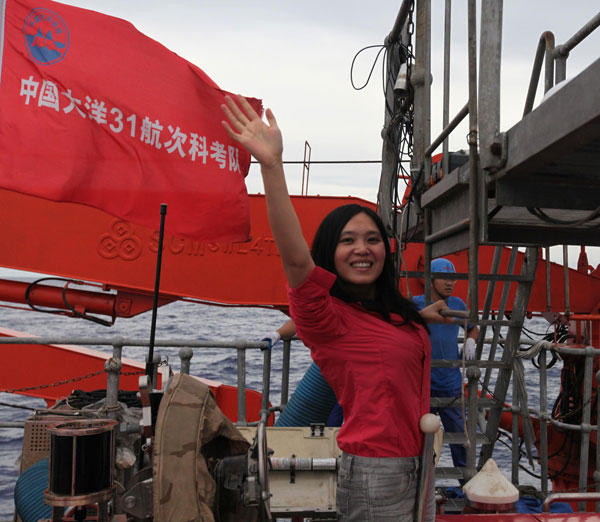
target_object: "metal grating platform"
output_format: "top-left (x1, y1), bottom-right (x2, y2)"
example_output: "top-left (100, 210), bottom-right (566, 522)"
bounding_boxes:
top-left (493, 56), bottom-right (600, 212)
top-left (402, 57), bottom-right (600, 256)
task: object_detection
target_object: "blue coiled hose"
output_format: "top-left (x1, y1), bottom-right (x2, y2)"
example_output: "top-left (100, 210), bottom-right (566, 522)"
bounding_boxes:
top-left (275, 362), bottom-right (338, 426)
top-left (14, 458), bottom-right (52, 522)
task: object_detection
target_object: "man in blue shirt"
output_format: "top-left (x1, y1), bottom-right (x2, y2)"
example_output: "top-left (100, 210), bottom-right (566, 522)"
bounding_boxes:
top-left (413, 258), bottom-right (479, 473)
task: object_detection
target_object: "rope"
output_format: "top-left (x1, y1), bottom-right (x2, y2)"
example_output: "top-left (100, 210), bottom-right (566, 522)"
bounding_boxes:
top-left (516, 339), bottom-right (556, 360)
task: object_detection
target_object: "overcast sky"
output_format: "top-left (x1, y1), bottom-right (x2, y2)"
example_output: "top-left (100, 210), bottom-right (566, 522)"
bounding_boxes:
top-left (8, 1), bottom-right (600, 269)
top-left (55, 1), bottom-right (600, 198)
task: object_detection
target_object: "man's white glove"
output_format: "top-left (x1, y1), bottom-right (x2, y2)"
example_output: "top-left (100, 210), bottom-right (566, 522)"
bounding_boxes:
top-left (463, 337), bottom-right (477, 360)
top-left (260, 331), bottom-right (281, 350)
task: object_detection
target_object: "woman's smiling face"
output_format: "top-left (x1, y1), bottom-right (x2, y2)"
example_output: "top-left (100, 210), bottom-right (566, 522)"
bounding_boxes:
top-left (333, 212), bottom-right (386, 299)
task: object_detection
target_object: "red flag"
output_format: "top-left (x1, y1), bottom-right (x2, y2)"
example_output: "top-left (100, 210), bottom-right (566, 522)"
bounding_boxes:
top-left (0, 0), bottom-right (262, 241)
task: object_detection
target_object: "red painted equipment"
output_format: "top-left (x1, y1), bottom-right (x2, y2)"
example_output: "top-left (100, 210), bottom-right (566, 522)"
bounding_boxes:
top-left (0, 190), bottom-right (598, 316)
top-left (1, 189), bottom-right (599, 508)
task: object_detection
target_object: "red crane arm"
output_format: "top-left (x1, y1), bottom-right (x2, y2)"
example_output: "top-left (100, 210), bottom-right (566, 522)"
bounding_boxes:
top-left (0, 278), bottom-right (174, 320)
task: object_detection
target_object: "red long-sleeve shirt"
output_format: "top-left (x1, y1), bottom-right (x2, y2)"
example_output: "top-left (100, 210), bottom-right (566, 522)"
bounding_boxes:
top-left (288, 266), bottom-right (431, 457)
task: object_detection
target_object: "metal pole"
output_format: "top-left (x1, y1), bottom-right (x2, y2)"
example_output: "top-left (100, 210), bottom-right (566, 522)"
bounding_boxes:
top-left (554, 11), bottom-right (600, 84)
top-left (151, 353), bottom-right (160, 389)
top-left (424, 103), bottom-right (469, 157)
top-left (388, 0), bottom-right (413, 43)
top-left (543, 33), bottom-right (555, 93)
top-left (544, 493), bottom-right (600, 513)
top-left (545, 247), bottom-right (552, 311)
top-left (105, 340), bottom-right (123, 420)
top-left (555, 55), bottom-right (567, 85)
top-left (578, 346), bottom-right (594, 511)
top-left (281, 339), bottom-right (291, 407)
top-left (563, 245), bottom-right (570, 316)
top-left (237, 345), bottom-right (247, 426)
top-left (261, 348), bottom-right (272, 412)
top-left (511, 362), bottom-right (520, 484)
top-left (416, 413), bottom-right (440, 522)
top-left (424, 209), bottom-right (432, 306)
top-left (539, 346), bottom-right (549, 495)
top-left (465, 366), bottom-right (480, 482)
top-left (442, 0), bottom-right (451, 178)
top-left (412, 0), bottom-right (431, 208)
top-left (424, 217), bottom-right (469, 244)
top-left (179, 347), bottom-right (193, 375)
top-left (478, 0), bottom-right (503, 239)
top-left (146, 203), bottom-right (167, 378)
top-left (467, 0), bottom-right (479, 324)
top-left (559, 11), bottom-right (600, 52)
top-left (523, 32), bottom-right (554, 116)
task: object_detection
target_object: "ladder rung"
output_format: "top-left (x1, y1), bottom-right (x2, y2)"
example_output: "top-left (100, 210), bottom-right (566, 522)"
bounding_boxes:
top-left (430, 397), bottom-right (497, 408)
top-left (431, 359), bottom-right (510, 369)
top-left (478, 319), bottom-right (519, 327)
top-left (398, 271), bottom-right (535, 283)
top-left (435, 466), bottom-right (465, 480)
top-left (443, 432), bottom-right (490, 445)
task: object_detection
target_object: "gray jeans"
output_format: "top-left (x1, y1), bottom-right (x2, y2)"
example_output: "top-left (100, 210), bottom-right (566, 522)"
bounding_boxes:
top-left (336, 453), bottom-right (435, 522)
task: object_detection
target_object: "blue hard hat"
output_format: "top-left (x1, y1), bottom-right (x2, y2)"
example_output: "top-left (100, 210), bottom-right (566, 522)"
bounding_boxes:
top-left (431, 258), bottom-right (456, 274)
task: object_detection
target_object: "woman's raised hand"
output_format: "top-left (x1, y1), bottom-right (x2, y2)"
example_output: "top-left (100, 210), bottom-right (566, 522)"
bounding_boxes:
top-left (223, 95), bottom-right (313, 287)
top-left (221, 95), bottom-right (283, 170)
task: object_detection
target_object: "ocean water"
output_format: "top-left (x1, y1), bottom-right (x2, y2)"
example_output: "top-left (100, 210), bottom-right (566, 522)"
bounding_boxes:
top-left (0, 300), bottom-right (561, 519)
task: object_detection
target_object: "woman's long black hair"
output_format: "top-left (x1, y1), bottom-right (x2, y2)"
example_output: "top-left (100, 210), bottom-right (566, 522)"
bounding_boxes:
top-left (311, 204), bottom-right (427, 329)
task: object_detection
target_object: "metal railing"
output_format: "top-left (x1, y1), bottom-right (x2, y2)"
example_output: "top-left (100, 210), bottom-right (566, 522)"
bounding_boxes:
top-left (2, 326), bottom-right (600, 512)
top-left (0, 334), bottom-right (298, 427)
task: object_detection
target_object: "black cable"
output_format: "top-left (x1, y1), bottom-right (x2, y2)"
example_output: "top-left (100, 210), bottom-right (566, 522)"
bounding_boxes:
top-left (527, 206), bottom-right (600, 227)
top-left (61, 283), bottom-right (114, 326)
top-left (25, 277), bottom-right (73, 316)
top-left (24, 277), bottom-right (114, 326)
top-left (350, 44), bottom-right (387, 91)
top-left (487, 205), bottom-right (503, 220)
top-left (497, 426), bottom-right (573, 480)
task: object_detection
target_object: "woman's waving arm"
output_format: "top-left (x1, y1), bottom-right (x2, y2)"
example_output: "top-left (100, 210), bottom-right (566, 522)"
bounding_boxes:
top-left (221, 96), bottom-right (315, 287)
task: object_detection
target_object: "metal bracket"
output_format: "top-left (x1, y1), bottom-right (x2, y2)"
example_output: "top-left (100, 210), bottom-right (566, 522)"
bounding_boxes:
top-left (121, 478), bottom-right (153, 519)
top-left (289, 454), bottom-right (296, 484)
top-left (310, 423), bottom-right (325, 437)
top-left (486, 132), bottom-right (508, 173)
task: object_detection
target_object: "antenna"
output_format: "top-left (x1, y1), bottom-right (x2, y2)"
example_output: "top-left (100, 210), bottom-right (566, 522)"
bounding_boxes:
top-left (145, 203), bottom-right (167, 381)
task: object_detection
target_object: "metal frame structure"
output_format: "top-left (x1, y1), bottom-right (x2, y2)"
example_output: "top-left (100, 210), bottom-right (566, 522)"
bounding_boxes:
top-left (377, 0), bottom-right (600, 512)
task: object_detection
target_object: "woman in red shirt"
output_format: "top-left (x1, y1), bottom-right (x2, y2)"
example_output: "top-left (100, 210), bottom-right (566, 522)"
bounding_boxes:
top-left (222, 96), bottom-right (446, 521)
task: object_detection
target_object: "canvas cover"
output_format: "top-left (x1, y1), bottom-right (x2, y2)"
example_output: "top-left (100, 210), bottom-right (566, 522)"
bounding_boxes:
top-left (153, 373), bottom-right (256, 521)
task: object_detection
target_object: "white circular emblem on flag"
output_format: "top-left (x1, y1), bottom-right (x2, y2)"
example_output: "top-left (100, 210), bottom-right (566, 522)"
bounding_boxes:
top-left (23, 8), bottom-right (70, 65)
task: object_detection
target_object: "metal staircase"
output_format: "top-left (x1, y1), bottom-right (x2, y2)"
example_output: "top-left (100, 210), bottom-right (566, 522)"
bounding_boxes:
top-left (378, 0), bottom-right (600, 503)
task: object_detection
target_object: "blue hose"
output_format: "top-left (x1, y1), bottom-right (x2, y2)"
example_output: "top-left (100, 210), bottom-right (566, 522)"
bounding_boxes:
top-left (276, 362), bottom-right (338, 426)
top-left (14, 458), bottom-right (52, 522)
